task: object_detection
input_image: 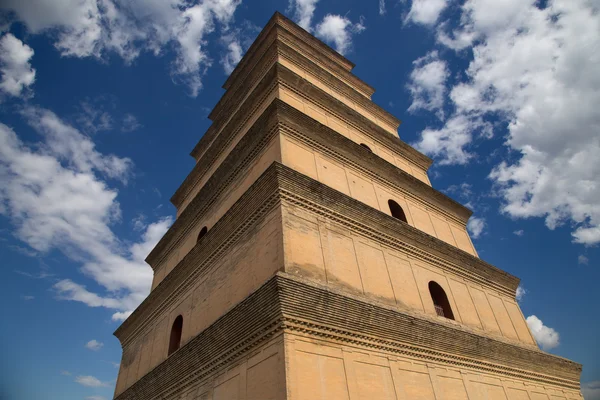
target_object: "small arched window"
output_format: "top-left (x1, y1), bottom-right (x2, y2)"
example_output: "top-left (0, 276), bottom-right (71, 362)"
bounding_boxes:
top-left (197, 226), bottom-right (208, 243)
top-left (168, 315), bottom-right (183, 356)
top-left (360, 143), bottom-right (372, 152)
top-left (429, 281), bottom-right (454, 320)
top-left (388, 200), bottom-right (407, 223)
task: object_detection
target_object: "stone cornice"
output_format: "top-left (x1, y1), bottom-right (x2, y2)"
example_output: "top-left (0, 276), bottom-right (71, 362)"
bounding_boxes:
top-left (206, 38), bottom-right (395, 144)
top-left (135, 160), bottom-right (517, 348)
top-left (114, 274), bottom-right (581, 400)
top-left (172, 64), bottom-right (279, 209)
top-left (275, 100), bottom-right (471, 224)
top-left (273, 163), bottom-right (518, 295)
top-left (160, 99), bottom-right (470, 277)
top-left (179, 62), bottom-right (429, 209)
top-left (276, 273), bottom-right (581, 385)
top-left (117, 164), bottom-right (283, 343)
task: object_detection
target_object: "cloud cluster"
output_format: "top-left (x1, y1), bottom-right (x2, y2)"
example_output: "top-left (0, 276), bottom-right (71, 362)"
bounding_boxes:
top-left (289, 0), bottom-right (319, 31)
top-left (467, 216), bottom-right (485, 239)
top-left (407, 51), bottom-right (448, 119)
top-left (85, 339), bottom-right (104, 351)
top-left (315, 15), bottom-right (365, 55)
top-left (288, 0), bottom-right (365, 55)
top-left (0, 0), bottom-right (243, 96)
top-left (0, 108), bottom-right (171, 321)
top-left (526, 315), bottom-right (560, 350)
top-left (75, 375), bottom-right (109, 387)
top-left (406, 0), bottom-right (449, 26)
top-left (515, 285), bottom-right (526, 302)
top-left (408, 0), bottom-right (600, 245)
top-left (0, 33), bottom-right (35, 99)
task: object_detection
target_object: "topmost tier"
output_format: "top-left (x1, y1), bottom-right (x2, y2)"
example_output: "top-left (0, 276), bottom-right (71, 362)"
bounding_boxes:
top-left (220, 12), bottom-right (371, 96)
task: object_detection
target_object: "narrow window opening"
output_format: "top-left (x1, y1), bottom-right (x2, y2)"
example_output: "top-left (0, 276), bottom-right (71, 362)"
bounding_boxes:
top-left (168, 315), bottom-right (183, 356)
top-left (428, 281), bottom-right (454, 320)
top-left (388, 200), bottom-right (407, 223)
top-left (197, 226), bottom-right (208, 243)
top-left (360, 143), bottom-right (372, 152)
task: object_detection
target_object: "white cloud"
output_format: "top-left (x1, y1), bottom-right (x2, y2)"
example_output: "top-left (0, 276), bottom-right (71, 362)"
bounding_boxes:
top-left (85, 339), bottom-right (104, 351)
top-left (582, 381), bottom-right (600, 400)
top-left (21, 106), bottom-right (131, 181)
top-left (379, 0), bottom-right (387, 16)
top-left (75, 375), bottom-right (109, 387)
top-left (578, 255), bottom-right (589, 265)
top-left (513, 229), bottom-right (524, 236)
top-left (526, 315), bottom-right (560, 350)
top-left (60, 370), bottom-right (72, 376)
top-left (287, 1), bottom-right (365, 56)
top-left (406, 0), bottom-right (449, 26)
top-left (288, 0), bottom-right (320, 31)
top-left (21, 295), bottom-right (35, 300)
top-left (111, 310), bottom-right (133, 321)
top-left (0, 0), bottom-right (243, 96)
top-left (315, 14), bottom-right (366, 55)
top-left (413, 0), bottom-right (600, 245)
top-left (407, 51), bottom-right (449, 119)
top-left (515, 285), bottom-right (526, 301)
top-left (220, 34), bottom-right (243, 75)
top-left (76, 100), bottom-right (113, 135)
top-left (415, 114), bottom-right (491, 165)
top-left (0, 33), bottom-right (35, 99)
top-left (0, 110), bottom-right (172, 321)
top-left (467, 215), bottom-right (485, 239)
top-left (86, 396), bottom-right (107, 400)
top-left (121, 113), bottom-right (141, 133)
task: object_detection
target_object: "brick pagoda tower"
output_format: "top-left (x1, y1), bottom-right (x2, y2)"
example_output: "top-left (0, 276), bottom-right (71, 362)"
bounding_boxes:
top-left (113, 12), bottom-right (583, 400)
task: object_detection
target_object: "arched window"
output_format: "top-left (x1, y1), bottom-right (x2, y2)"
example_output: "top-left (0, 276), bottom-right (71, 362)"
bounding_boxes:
top-left (197, 226), bottom-right (208, 243)
top-left (388, 200), bottom-right (407, 223)
top-left (168, 315), bottom-right (183, 356)
top-left (360, 143), bottom-right (372, 152)
top-left (428, 281), bottom-right (454, 320)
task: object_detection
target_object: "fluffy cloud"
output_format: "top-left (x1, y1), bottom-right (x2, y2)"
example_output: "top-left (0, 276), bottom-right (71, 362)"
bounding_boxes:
top-left (526, 315), bottom-right (560, 350)
top-left (407, 51), bottom-right (449, 119)
top-left (0, 33), bottom-right (35, 99)
top-left (287, 1), bottom-right (365, 55)
top-left (412, 0), bottom-right (600, 245)
top-left (515, 285), bottom-right (526, 302)
top-left (406, 0), bottom-right (449, 26)
top-left (513, 229), bottom-right (524, 236)
top-left (75, 375), bottom-right (109, 387)
top-left (0, 109), bottom-right (171, 321)
top-left (578, 255), bottom-right (589, 266)
top-left (415, 114), bottom-right (491, 165)
top-left (220, 36), bottom-right (243, 75)
top-left (0, 0), bottom-right (242, 96)
top-left (85, 339), bottom-right (104, 351)
top-left (315, 14), bottom-right (365, 55)
top-left (467, 216), bottom-right (485, 239)
top-left (288, 0), bottom-right (319, 31)
top-left (379, 0), bottom-right (386, 16)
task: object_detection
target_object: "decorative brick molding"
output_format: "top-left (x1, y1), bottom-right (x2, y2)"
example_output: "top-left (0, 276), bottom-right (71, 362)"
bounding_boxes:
top-left (125, 161), bottom-right (520, 348)
top-left (115, 274), bottom-right (581, 400)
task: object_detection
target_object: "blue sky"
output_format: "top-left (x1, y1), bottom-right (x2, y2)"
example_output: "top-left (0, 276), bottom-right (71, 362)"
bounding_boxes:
top-left (0, 0), bottom-right (598, 399)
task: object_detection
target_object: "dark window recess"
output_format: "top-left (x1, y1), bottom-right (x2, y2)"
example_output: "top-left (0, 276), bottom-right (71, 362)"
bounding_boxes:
top-left (197, 226), bottom-right (208, 242)
top-left (428, 281), bottom-right (454, 320)
top-left (360, 143), bottom-right (372, 152)
top-left (388, 200), bottom-right (408, 223)
top-left (168, 315), bottom-right (183, 356)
